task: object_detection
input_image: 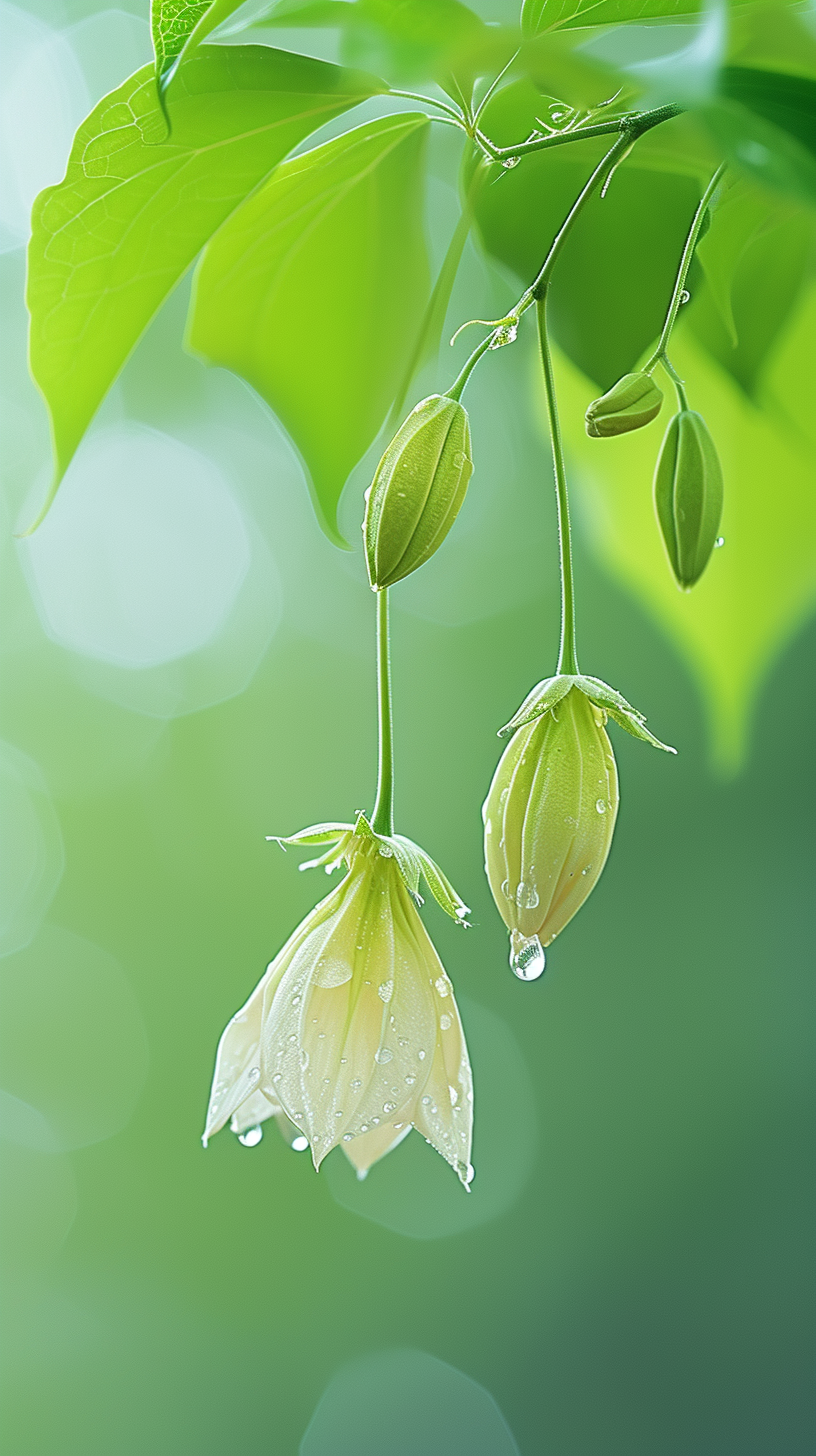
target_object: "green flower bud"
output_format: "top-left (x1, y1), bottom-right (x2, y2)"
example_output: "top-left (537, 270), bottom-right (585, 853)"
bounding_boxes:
top-left (654, 409), bottom-right (723, 590)
top-left (585, 371), bottom-right (663, 437)
top-left (364, 395), bottom-right (473, 590)
top-left (482, 687), bottom-right (619, 979)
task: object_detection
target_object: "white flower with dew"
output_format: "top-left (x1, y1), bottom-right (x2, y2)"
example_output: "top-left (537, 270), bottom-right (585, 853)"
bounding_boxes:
top-left (203, 823), bottom-right (473, 1187)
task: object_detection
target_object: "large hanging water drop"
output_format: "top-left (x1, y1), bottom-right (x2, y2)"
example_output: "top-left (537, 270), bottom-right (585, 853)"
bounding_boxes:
top-left (238, 1126), bottom-right (263, 1147)
top-left (509, 930), bottom-right (546, 981)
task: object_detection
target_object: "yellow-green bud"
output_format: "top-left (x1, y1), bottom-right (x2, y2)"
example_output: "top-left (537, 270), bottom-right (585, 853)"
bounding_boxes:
top-left (585, 371), bottom-right (663, 438)
top-left (654, 409), bottom-right (723, 590)
top-left (482, 688), bottom-right (619, 979)
top-left (364, 395), bottom-right (473, 590)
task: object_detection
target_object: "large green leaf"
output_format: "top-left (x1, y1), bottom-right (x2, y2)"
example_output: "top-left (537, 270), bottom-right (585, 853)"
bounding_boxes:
top-left (473, 84), bottom-right (700, 389)
top-left (689, 201), bottom-right (816, 395)
top-left (188, 114), bottom-right (430, 543)
top-left (26, 46), bottom-right (381, 527)
top-left (700, 68), bottom-right (816, 205)
top-left (553, 291), bottom-right (816, 772)
top-left (256, 0), bottom-right (512, 99)
top-left (521, 0), bottom-right (738, 36)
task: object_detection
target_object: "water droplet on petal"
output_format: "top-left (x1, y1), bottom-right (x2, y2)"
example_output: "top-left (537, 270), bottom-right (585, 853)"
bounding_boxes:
top-left (417, 1049), bottom-right (426, 1061)
top-left (238, 1126), bottom-right (263, 1148)
top-left (502, 155), bottom-right (520, 169)
top-left (715, 536), bottom-right (725, 548)
top-left (375, 1047), bottom-right (393, 1064)
top-left (291, 1135), bottom-right (309, 1153)
top-left (378, 843), bottom-right (393, 857)
top-left (440, 1014), bottom-right (452, 1031)
top-left (350, 1077), bottom-right (362, 1091)
top-left (515, 880), bottom-right (540, 910)
top-left (509, 930), bottom-right (546, 982)
top-left (596, 799), bottom-right (607, 814)
top-left (434, 976), bottom-right (450, 997)
top-left (377, 980), bottom-right (394, 1003)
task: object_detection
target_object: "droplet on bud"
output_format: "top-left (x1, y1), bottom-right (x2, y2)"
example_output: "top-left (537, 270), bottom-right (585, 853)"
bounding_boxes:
top-left (509, 930), bottom-right (546, 981)
top-left (238, 1126), bottom-right (263, 1147)
top-left (291, 1135), bottom-right (309, 1152)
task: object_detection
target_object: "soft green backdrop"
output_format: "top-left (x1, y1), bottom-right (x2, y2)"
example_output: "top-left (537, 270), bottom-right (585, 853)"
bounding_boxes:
top-left (1, 2), bottom-right (814, 1453)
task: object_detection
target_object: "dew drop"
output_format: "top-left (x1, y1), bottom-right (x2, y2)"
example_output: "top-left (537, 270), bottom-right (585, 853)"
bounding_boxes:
top-left (502, 155), bottom-right (520, 169)
top-left (434, 976), bottom-right (450, 997)
top-left (417, 1049), bottom-right (426, 1061)
top-left (679, 289), bottom-right (690, 303)
top-left (596, 799), bottom-right (607, 814)
top-left (350, 1077), bottom-right (362, 1090)
top-left (440, 1014), bottom-right (452, 1031)
top-left (375, 1047), bottom-right (393, 1064)
top-left (581, 864), bottom-right (592, 877)
top-left (715, 536), bottom-right (725, 548)
top-left (421, 1095), bottom-right (431, 1105)
top-left (383, 1101), bottom-right (396, 1113)
top-left (501, 878), bottom-right (515, 902)
top-left (509, 930), bottom-right (546, 982)
top-left (238, 1126), bottom-right (263, 1148)
top-left (378, 843), bottom-right (393, 858)
top-left (405, 1074), bottom-right (416, 1085)
top-left (247, 1066), bottom-right (260, 1082)
top-left (342, 1133), bottom-right (354, 1142)
top-left (449, 1086), bottom-right (458, 1105)
top-left (299, 1049), bottom-right (309, 1069)
top-left (377, 980), bottom-right (394, 1003)
top-left (291, 1135), bottom-right (309, 1153)
top-left (515, 880), bottom-right (540, 910)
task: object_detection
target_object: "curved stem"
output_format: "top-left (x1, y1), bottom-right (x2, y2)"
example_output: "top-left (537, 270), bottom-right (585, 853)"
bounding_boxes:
top-left (387, 89), bottom-right (465, 124)
top-left (484, 102), bottom-right (682, 163)
top-left (528, 132), bottom-right (631, 300)
top-left (446, 329), bottom-right (498, 401)
top-left (644, 162), bottom-right (726, 373)
top-left (536, 296), bottom-right (578, 676)
top-left (371, 588), bottom-right (395, 836)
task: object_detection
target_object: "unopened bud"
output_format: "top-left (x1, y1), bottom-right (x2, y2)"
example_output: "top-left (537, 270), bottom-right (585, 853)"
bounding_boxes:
top-left (364, 395), bottom-right (473, 590)
top-left (653, 409), bottom-right (723, 589)
top-left (483, 687), bottom-right (619, 975)
top-left (585, 371), bottom-right (663, 438)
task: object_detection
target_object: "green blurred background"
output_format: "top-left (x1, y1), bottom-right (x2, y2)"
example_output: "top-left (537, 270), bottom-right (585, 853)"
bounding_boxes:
top-left (1, 2), bottom-right (814, 1452)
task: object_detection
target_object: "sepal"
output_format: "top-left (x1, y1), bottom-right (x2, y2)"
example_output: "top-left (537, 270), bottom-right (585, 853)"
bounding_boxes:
top-left (499, 674), bottom-right (676, 754)
top-left (268, 812), bottom-right (470, 923)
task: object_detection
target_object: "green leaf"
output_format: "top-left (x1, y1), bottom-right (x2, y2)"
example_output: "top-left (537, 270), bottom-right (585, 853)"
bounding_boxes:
top-left (694, 175), bottom-right (776, 344)
top-left (719, 66), bottom-right (816, 159)
top-left (257, 0), bottom-right (508, 100)
top-left (152, 0), bottom-right (252, 80)
top-left (553, 291), bottom-right (816, 772)
top-left (473, 87), bottom-right (701, 388)
top-left (26, 46), bottom-right (381, 528)
top-left (700, 69), bottom-right (816, 205)
top-left (188, 114), bottom-right (430, 544)
top-left (689, 199), bottom-right (816, 394)
top-left (521, 0), bottom-right (735, 36)
top-left (151, 0), bottom-right (210, 80)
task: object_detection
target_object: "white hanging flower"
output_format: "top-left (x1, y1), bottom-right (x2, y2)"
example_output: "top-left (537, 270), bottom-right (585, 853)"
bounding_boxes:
top-left (203, 816), bottom-right (473, 1188)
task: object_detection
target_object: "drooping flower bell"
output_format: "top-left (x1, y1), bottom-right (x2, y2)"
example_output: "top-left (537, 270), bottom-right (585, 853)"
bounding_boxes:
top-left (483, 676), bottom-right (675, 978)
top-left (203, 813), bottom-right (474, 1187)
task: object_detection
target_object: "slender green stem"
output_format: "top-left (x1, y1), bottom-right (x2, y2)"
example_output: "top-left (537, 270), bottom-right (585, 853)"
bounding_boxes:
top-left (387, 89), bottom-right (465, 124)
top-left (644, 162), bottom-right (727, 373)
top-left (528, 132), bottom-right (632, 300)
top-left (481, 102), bottom-right (682, 164)
top-left (446, 329), bottom-right (499, 401)
top-left (371, 588), bottom-right (395, 836)
top-left (536, 296), bottom-right (578, 676)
